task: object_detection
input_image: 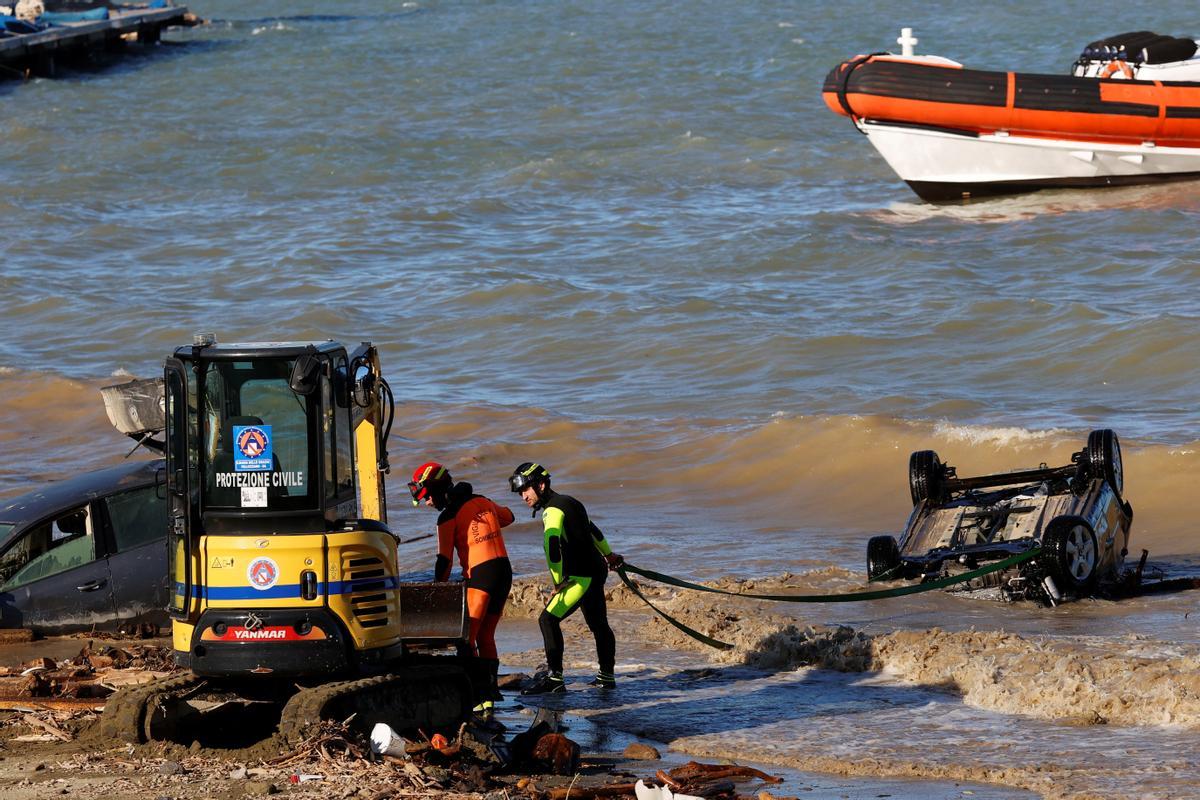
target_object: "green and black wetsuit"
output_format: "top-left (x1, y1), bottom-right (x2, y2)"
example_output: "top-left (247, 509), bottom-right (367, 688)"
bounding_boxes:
top-left (537, 488), bottom-right (615, 676)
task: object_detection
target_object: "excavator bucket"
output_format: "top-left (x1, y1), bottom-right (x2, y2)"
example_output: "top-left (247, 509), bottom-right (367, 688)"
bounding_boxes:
top-left (399, 582), bottom-right (468, 642)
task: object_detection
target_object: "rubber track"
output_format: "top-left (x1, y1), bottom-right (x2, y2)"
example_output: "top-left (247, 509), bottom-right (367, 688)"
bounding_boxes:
top-left (278, 665), bottom-right (472, 746)
top-left (99, 673), bottom-right (206, 744)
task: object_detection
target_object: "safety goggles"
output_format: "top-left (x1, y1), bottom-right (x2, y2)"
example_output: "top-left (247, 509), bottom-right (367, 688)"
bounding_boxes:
top-left (408, 481), bottom-right (427, 504)
top-left (509, 474), bottom-right (531, 493)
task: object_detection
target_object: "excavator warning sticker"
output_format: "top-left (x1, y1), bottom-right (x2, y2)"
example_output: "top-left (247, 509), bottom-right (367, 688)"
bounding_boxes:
top-left (247, 557), bottom-right (280, 590)
top-left (233, 425), bottom-right (273, 472)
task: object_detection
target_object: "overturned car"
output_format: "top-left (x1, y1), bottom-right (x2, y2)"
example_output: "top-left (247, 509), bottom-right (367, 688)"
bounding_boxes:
top-left (866, 429), bottom-right (1134, 606)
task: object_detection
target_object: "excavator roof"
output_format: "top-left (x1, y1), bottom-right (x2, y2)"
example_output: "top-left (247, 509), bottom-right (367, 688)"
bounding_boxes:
top-left (171, 340), bottom-right (348, 360)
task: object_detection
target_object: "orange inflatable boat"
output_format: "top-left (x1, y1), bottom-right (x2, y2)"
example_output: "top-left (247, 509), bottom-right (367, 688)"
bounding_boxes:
top-left (823, 31), bottom-right (1200, 201)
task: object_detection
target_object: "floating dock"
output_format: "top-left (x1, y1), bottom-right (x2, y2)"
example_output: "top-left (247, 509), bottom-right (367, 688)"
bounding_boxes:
top-left (0, 5), bottom-right (190, 79)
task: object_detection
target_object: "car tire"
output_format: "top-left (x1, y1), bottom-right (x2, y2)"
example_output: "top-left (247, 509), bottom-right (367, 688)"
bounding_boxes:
top-left (909, 450), bottom-right (946, 506)
top-left (1040, 516), bottom-right (1098, 593)
top-left (1085, 429), bottom-right (1123, 496)
top-left (867, 535), bottom-right (901, 581)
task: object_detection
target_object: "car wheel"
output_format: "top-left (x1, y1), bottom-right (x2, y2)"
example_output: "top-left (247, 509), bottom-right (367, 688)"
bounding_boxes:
top-left (867, 535), bottom-right (901, 581)
top-left (1041, 516), bottom-right (1097, 593)
top-left (1085, 429), bottom-right (1123, 496)
top-left (909, 450), bottom-right (946, 506)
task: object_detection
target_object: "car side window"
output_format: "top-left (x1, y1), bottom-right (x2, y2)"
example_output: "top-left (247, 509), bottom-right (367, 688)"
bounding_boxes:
top-left (0, 506), bottom-right (96, 590)
top-left (104, 486), bottom-right (167, 552)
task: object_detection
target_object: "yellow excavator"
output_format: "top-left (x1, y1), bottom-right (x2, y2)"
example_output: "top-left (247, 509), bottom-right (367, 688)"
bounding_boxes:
top-left (101, 336), bottom-right (481, 747)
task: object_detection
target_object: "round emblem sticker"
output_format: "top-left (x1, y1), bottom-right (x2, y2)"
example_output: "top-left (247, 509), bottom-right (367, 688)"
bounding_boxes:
top-left (237, 426), bottom-right (269, 460)
top-left (247, 557), bottom-right (280, 591)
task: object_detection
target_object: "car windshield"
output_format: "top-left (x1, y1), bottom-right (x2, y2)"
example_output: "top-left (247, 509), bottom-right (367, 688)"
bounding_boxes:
top-left (0, 523), bottom-right (12, 544)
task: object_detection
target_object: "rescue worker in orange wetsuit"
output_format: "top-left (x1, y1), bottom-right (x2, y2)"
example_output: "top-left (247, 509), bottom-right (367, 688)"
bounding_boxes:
top-left (409, 461), bottom-right (514, 722)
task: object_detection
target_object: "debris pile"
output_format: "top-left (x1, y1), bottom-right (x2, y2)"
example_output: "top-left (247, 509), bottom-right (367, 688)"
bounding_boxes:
top-left (0, 642), bottom-right (176, 714)
top-left (228, 718), bottom-right (788, 800)
top-left (0, 641), bottom-right (793, 800)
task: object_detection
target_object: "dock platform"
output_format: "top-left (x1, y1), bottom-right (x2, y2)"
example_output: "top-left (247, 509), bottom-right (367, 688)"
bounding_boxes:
top-left (0, 5), bottom-right (190, 79)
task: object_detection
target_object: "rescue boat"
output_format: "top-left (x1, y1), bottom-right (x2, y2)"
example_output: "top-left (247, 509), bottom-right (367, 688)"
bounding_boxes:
top-left (823, 30), bottom-right (1200, 201)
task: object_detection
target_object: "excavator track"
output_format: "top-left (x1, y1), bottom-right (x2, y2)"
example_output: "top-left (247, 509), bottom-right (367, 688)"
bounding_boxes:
top-left (100, 665), bottom-right (475, 748)
top-left (100, 673), bottom-right (208, 744)
top-left (279, 664), bottom-right (474, 746)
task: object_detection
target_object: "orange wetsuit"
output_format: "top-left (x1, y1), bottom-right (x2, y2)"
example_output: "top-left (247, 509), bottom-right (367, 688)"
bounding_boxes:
top-left (434, 482), bottom-right (513, 660)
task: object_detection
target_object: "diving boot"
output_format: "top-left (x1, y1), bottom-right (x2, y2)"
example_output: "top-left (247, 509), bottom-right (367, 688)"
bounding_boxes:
top-left (488, 657), bottom-right (504, 701)
top-left (586, 671), bottom-right (616, 689)
top-left (471, 700), bottom-right (507, 733)
top-left (521, 672), bottom-right (566, 695)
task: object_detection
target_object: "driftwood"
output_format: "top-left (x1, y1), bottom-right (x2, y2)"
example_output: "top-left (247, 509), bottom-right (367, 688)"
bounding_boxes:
top-left (645, 761), bottom-right (783, 799)
top-left (21, 713), bottom-right (72, 741)
top-left (268, 719), bottom-right (368, 767)
top-left (0, 697), bottom-right (104, 713)
top-left (546, 782), bottom-right (638, 800)
top-left (667, 762), bottom-right (782, 785)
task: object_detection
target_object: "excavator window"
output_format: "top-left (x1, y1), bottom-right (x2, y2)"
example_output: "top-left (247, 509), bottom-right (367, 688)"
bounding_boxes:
top-left (200, 358), bottom-right (317, 512)
top-left (333, 358), bottom-right (354, 496)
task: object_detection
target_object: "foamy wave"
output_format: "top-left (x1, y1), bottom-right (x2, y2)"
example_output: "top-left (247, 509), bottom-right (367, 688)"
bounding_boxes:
top-left (873, 628), bottom-right (1200, 726)
top-left (252, 22), bottom-right (293, 36)
top-left (870, 181), bottom-right (1187, 225)
top-left (928, 421), bottom-right (1066, 447)
top-left (632, 580), bottom-right (1200, 730)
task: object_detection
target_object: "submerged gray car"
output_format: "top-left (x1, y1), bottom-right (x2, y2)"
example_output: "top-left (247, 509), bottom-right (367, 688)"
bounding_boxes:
top-left (866, 430), bottom-right (1134, 606)
top-left (0, 459), bottom-right (168, 633)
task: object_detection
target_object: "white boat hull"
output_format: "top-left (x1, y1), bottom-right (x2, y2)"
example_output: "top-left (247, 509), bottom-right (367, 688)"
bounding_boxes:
top-left (859, 120), bottom-right (1200, 201)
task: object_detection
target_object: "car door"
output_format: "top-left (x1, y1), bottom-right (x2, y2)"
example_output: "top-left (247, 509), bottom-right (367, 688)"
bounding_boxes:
top-left (99, 482), bottom-right (170, 630)
top-left (0, 503), bottom-right (117, 633)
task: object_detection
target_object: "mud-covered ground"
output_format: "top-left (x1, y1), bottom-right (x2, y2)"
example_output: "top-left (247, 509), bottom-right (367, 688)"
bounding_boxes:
top-left (0, 576), bottom-right (1042, 800)
top-left (7, 567), bottom-right (1199, 799)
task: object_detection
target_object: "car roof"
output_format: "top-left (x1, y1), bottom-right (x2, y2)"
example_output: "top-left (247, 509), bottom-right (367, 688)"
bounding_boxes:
top-left (0, 459), bottom-right (163, 531)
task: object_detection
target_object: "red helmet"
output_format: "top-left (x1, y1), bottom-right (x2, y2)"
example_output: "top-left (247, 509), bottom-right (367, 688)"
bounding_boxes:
top-left (409, 461), bottom-right (452, 506)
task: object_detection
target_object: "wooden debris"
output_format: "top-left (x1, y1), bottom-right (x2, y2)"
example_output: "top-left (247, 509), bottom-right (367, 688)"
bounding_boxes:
top-left (267, 718), bottom-right (369, 767)
top-left (0, 642), bottom-right (176, 727)
top-left (0, 629), bottom-right (35, 644)
top-left (0, 697), bottom-right (104, 713)
top-left (21, 713), bottom-right (72, 742)
top-left (546, 782), bottom-right (638, 800)
top-left (643, 761), bottom-right (784, 800)
top-left (667, 761), bottom-right (783, 785)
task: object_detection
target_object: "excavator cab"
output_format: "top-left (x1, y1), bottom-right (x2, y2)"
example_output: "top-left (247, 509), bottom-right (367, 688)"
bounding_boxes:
top-left (101, 337), bottom-right (477, 746)
top-left (162, 336), bottom-right (412, 676)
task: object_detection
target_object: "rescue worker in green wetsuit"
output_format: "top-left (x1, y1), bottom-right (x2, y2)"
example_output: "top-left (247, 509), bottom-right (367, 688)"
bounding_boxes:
top-left (509, 462), bottom-right (623, 694)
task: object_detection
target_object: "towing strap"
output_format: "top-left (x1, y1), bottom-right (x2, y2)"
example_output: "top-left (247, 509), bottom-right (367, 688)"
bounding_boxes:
top-left (616, 548), bottom-right (1042, 650)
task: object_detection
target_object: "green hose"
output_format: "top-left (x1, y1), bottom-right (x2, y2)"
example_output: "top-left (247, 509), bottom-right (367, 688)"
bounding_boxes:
top-left (616, 547), bottom-right (1042, 650)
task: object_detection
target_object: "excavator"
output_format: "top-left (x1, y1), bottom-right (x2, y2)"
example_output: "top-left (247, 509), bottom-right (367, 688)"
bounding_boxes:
top-left (100, 336), bottom-right (482, 747)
